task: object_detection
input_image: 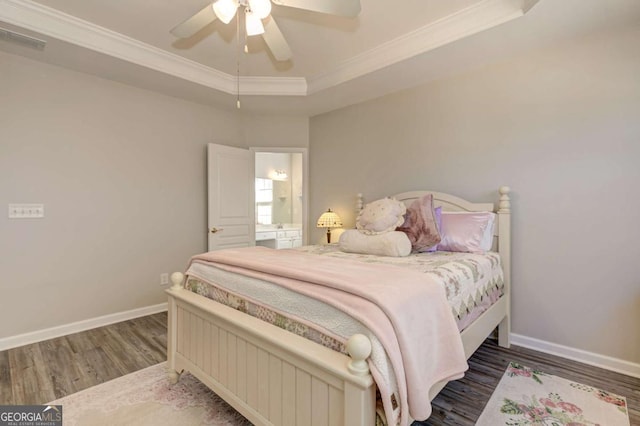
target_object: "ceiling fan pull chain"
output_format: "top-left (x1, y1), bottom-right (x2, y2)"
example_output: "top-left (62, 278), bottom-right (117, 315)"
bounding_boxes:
top-left (236, 9), bottom-right (241, 109)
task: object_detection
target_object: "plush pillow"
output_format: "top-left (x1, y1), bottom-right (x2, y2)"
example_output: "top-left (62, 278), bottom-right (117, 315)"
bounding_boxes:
top-left (339, 230), bottom-right (411, 257)
top-left (437, 211), bottom-right (496, 253)
top-left (396, 194), bottom-right (441, 252)
top-left (356, 198), bottom-right (406, 235)
top-left (426, 206), bottom-right (442, 252)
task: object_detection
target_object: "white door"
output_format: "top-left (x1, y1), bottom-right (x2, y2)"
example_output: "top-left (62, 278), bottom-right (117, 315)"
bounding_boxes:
top-left (207, 143), bottom-right (254, 251)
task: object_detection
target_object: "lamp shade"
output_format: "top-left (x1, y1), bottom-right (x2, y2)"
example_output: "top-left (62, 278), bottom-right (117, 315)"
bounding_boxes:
top-left (316, 209), bottom-right (343, 228)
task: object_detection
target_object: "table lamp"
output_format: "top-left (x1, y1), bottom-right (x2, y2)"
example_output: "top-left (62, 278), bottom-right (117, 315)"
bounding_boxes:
top-left (316, 209), bottom-right (343, 244)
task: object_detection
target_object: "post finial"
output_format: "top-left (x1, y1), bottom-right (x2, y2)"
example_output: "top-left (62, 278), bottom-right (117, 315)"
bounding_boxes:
top-left (356, 193), bottom-right (363, 212)
top-left (346, 334), bottom-right (371, 376)
top-left (498, 186), bottom-right (511, 213)
top-left (170, 272), bottom-right (184, 290)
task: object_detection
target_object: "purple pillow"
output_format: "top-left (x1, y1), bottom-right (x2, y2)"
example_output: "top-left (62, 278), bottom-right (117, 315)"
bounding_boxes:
top-left (426, 206), bottom-right (442, 252)
top-left (396, 194), bottom-right (441, 252)
top-left (437, 212), bottom-right (496, 253)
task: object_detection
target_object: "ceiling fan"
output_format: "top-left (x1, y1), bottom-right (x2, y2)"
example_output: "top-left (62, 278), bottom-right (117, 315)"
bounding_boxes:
top-left (170, 0), bottom-right (361, 62)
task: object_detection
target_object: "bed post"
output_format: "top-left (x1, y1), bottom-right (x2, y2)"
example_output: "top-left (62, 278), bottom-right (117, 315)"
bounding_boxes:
top-left (345, 334), bottom-right (376, 426)
top-left (167, 272), bottom-right (184, 384)
top-left (497, 186), bottom-right (511, 348)
top-left (346, 334), bottom-right (372, 376)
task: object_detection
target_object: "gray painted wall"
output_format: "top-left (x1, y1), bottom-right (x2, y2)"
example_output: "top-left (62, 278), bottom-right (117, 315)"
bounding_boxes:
top-left (0, 51), bottom-right (308, 339)
top-left (309, 25), bottom-right (640, 363)
top-left (2, 19), bottom-right (638, 368)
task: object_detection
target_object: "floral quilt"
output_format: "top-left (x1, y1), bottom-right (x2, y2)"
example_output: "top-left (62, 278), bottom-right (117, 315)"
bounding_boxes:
top-left (184, 245), bottom-right (505, 426)
top-left (296, 244), bottom-right (504, 321)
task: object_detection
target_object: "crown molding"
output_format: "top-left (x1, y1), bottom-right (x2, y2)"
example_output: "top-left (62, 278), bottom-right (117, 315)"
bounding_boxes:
top-left (0, 0), bottom-right (307, 96)
top-left (0, 0), bottom-right (537, 99)
top-left (307, 0), bottom-right (538, 94)
top-left (239, 76), bottom-right (307, 96)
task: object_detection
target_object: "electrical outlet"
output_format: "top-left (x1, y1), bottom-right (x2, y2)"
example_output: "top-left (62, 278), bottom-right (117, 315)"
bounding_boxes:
top-left (160, 273), bottom-right (169, 286)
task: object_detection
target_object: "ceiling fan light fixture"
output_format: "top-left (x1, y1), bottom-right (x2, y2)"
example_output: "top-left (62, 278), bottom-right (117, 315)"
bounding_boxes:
top-left (213, 0), bottom-right (239, 24)
top-left (245, 11), bottom-right (265, 36)
top-left (171, 0), bottom-right (362, 68)
top-left (248, 0), bottom-right (272, 19)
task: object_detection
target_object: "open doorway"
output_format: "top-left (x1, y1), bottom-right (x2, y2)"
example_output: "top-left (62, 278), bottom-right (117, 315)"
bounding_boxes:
top-left (251, 148), bottom-right (308, 248)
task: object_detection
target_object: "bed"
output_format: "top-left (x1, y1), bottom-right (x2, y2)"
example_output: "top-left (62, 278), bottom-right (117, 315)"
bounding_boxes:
top-left (166, 187), bottom-right (512, 426)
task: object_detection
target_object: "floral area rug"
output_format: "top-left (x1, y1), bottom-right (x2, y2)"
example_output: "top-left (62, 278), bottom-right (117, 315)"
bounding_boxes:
top-left (476, 362), bottom-right (629, 426)
top-left (49, 362), bottom-right (252, 425)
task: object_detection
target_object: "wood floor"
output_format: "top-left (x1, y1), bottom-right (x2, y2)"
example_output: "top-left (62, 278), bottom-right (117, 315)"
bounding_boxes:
top-left (0, 313), bottom-right (167, 406)
top-left (1, 312), bottom-right (638, 425)
top-left (426, 341), bottom-right (640, 425)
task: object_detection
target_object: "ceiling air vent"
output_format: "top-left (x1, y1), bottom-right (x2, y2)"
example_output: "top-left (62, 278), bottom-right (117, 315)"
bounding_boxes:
top-left (0, 27), bottom-right (46, 51)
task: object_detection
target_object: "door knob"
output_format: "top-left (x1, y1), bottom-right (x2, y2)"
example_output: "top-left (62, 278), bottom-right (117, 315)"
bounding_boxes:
top-left (210, 227), bottom-right (224, 234)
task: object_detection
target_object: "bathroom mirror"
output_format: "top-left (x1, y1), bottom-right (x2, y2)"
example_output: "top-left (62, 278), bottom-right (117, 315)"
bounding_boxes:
top-left (252, 149), bottom-right (307, 248)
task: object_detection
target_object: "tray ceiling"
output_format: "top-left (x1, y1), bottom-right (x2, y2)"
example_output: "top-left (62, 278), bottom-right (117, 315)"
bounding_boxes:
top-left (1, 0), bottom-right (639, 114)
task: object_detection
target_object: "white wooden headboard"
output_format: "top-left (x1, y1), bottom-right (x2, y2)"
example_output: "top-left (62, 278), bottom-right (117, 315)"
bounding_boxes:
top-left (356, 187), bottom-right (512, 343)
top-left (356, 187), bottom-right (509, 214)
top-left (355, 187), bottom-right (510, 243)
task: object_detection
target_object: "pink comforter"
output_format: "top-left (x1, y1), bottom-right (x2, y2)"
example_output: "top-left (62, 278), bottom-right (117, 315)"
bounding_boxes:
top-left (189, 246), bottom-right (467, 425)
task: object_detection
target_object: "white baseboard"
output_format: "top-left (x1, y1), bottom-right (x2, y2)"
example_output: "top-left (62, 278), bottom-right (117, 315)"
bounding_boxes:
top-left (3, 310), bottom-right (638, 379)
top-left (511, 333), bottom-right (640, 379)
top-left (0, 303), bottom-right (168, 351)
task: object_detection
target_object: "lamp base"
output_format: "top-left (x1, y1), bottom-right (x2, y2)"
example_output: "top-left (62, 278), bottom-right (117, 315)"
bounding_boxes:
top-left (326, 229), bottom-right (332, 244)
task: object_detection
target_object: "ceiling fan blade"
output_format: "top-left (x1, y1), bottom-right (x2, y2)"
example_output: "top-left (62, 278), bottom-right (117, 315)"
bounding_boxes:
top-left (271, 0), bottom-right (360, 17)
top-left (262, 17), bottom-right (292, 61)
top-left (170, 4), bottom-right (217, 38)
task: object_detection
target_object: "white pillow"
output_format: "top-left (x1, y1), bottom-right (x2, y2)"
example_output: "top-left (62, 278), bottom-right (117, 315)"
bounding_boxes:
top-left (437, 211), bottom-right (496, 253)
top-left (356, 198), bottom-right (406, 235)
top-left (339, 230), bottom-right (411, 257)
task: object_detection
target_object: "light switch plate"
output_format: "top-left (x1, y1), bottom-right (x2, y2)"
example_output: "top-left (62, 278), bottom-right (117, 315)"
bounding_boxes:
top-left (8, 204), bottom-right (44, 218)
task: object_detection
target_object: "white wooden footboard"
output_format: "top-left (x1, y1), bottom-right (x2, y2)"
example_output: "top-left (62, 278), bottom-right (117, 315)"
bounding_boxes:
top-left (166, 274), bottom-right (376, 426)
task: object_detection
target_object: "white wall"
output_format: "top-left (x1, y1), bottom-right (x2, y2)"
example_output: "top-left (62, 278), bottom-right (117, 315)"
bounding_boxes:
top-left (309, 24), bottom-right (640, 364)
top-left (0, 50), bottom-right (308, 339)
